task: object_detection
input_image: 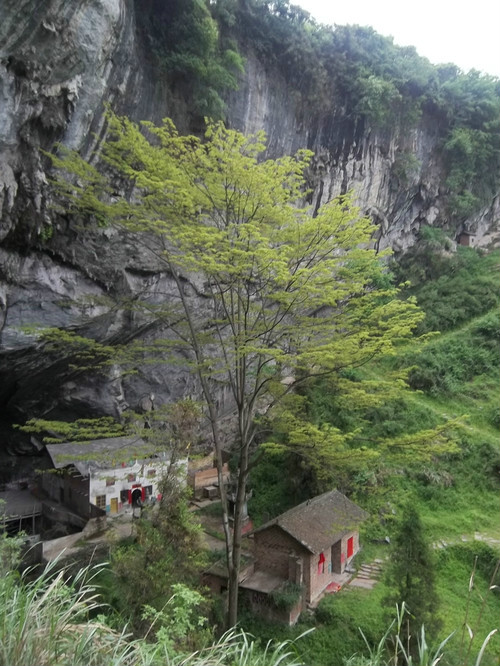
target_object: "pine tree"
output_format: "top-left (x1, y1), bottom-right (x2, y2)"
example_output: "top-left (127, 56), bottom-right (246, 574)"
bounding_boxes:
top-left (384, 503), bottom-right (442, 655)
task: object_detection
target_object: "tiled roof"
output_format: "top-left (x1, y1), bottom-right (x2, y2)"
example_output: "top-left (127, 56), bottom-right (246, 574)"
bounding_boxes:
top-left (45, 436), bottom-right (167, 476)
top-left (254, 490), bottom-right (369, 554)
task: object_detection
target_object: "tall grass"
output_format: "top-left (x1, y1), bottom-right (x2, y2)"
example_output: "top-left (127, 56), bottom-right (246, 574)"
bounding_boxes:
top-left (0, 545), bottom-right (311, 666)
top-left (343, 602), bottom-right (498, 666)
top-left (0, 558), bottom-right (136, 666)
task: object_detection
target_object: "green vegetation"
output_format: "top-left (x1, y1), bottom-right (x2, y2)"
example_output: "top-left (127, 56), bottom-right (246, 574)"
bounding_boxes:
top-left (227, 1), bottom-right (500, 216)
top-left (269, 582), bottom-right (303, 612)
top-left (240, 542), bottom-right (499, 666)
top-left (394, 243), bottom-right (500, 334)
top-left (401, 311), bottom-right (499, 396)
top-left (106, 484), bottom-right (208, 637)
top-left (26, 12), bottom-right (499, 649)
top-left (245, 243), bottom-right (499, 663)
top-left (136, 0), bottom-right (244, 120)
top-left (49, 111), bottom-right (428, 626)
top-left (383, 505), bottom-right (441, 654)
top-left (133, 1), bottom-right (499, 216)
top-left (0, 545), bottom-right (134, 666)
top-left (0, 557), bottom-right (308, 666)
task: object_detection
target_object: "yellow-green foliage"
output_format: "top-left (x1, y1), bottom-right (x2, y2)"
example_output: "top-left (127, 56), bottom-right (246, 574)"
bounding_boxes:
top-left (48, 113), bottom-right (438, 475)
top-left (49, 112), bottom-right (436, 624)
top-left (50, 112), bottom-right (424, 389)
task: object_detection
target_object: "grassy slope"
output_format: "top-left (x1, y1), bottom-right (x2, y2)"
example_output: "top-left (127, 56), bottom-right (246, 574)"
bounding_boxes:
top-left (244, 247), bottom-right (500, 665)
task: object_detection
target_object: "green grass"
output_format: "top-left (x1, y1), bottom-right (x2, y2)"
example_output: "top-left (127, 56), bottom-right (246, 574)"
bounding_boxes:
top-left (197, 500), bottom-right (223, 517)
top-left (435, 545), bottom-right (500, 665)
top-left (416, 485), bottom-right (499, 542)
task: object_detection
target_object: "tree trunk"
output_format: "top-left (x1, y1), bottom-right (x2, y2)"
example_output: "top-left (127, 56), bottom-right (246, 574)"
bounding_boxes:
top-left (226, 438), bottom-right (250, 627)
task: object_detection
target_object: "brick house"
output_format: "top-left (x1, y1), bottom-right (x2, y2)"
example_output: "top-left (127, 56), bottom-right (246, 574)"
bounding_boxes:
top-left (248, 490), bottom-right (368, 606)
top-left (43, 436), bottom-right (186, 518)
top-left (204, 489), bottom-right (368, 624)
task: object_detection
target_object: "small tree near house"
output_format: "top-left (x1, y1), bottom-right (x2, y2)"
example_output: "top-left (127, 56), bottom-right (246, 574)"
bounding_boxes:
top-left (48, 112), bottom-right (450, 626)
top-left (384, 503), bottom-right (442, 656)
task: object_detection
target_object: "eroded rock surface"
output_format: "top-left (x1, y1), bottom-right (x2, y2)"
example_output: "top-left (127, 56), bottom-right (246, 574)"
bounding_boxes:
top-left (0, 1), bottom-right (498, 435)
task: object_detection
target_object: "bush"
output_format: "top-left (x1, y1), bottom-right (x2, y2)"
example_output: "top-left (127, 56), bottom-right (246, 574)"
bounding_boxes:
top-left (396, 248), bottom-right (500, 334)
top-left (402, 311), bottom-right (500, 396)
top-left (270, 582), bottom-right (303, 611)
top-left (439, 542), bottom-right (500, 584)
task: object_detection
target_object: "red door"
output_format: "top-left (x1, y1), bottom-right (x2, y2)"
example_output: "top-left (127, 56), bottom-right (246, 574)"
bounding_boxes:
top-left (347, 536), bottom-right (354, 558)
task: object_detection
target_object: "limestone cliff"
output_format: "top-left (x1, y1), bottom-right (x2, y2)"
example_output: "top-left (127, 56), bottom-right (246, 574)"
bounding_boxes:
top-left (0, 0), bottom-right (498, 439)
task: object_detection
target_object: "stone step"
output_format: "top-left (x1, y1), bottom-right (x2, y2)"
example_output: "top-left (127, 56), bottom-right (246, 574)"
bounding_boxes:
top-left (350, 577), bottom-right (378, 589)
top-left (359, 567), bottom-right (382, 574)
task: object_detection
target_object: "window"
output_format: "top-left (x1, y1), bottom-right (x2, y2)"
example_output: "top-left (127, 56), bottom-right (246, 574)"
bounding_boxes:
top-left (147, 469), bottom-right (156, 478)
top-left (95, 495), bottom-right (106, 510)
top-left (127, 473), bottom-right (136, 482)
top-left (144, 485), bottom-right (153, 497)
top-left (106, 477), bottom-right (115, 487)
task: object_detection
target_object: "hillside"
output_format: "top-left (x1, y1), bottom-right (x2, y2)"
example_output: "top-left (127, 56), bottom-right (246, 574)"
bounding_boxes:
top-left (0, 2), bottom-right (499, 664)
top-left (1, 241), bottom-right (498, 666)
top-left (243, 242), bottom-right (500, 664)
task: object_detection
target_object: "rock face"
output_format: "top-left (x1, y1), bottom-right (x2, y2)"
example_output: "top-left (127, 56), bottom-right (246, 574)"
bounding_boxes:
top-left (0, 1), bottom-right (499, 436)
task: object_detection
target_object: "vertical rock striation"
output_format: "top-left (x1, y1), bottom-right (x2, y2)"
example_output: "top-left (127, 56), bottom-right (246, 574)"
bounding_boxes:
top-left (0, 1), bottom-right (498, 430)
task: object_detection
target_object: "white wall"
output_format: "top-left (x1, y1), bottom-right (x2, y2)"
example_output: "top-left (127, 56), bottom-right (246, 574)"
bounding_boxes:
top-left (89, 455), bottom-right (187, 514)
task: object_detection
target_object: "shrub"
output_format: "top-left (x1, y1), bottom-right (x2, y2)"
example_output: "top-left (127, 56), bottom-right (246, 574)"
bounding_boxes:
top-left (270, 582), bottom-right (303, 611)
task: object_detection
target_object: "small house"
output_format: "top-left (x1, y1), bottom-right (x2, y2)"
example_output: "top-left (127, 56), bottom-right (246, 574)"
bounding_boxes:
top-left (204, 489), bottom-right (368, 625)
top-left (457, 230), bottom-right (476, 247)
top-left (42, 436), bottom-right (186, 519)
top-left (248, 490), bottom-right (368, 606)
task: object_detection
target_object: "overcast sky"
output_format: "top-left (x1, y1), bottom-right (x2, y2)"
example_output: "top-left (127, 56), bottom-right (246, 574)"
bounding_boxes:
top-left (296, 0), bottom-right (500, 78)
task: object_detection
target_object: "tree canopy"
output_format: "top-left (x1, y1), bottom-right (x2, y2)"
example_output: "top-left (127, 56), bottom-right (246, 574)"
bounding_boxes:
top-left (48, 112), bottom-right (456, 625)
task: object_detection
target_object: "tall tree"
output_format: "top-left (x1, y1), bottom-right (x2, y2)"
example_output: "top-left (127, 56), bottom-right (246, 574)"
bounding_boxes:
top-left (384, 503), bottom-right (441, 655)
top-left (49, 113), bottom-right (432, 626)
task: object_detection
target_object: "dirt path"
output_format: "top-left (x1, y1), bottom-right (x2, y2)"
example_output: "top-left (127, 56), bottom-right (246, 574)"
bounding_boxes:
top-left (433, 532), bottom-right (500, 550)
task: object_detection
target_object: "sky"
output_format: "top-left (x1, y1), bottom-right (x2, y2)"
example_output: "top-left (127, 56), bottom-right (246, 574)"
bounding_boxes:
top-left (296, 0), bottom-right (500, 78)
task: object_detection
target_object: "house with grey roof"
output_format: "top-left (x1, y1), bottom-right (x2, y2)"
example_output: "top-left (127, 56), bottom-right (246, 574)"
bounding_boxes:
top-left (204, 489), bottom-right (368, 624)
top-left (43, 436), bottom-right (185, 519)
